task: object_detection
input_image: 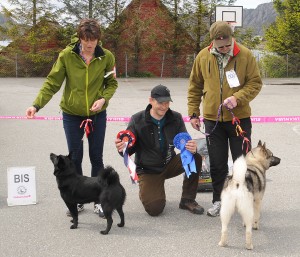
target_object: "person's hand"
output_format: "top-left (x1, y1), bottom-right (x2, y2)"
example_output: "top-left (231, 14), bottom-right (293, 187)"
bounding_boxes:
top-left (90, 98), bottom-right (105, 112)
top-left (26, 106), bottom-right (37, 119)
top-left (190, 118), bottom-right (201, 131)
top-left (185, 139), bottom-right (198, 154)
top-left (223, 96), bottom-right (237, 109)
top-left (115, 138), bottom-right (126, 153)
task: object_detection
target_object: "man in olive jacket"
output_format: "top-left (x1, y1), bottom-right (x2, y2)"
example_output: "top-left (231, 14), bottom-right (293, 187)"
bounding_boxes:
top-left (188, 21), bottom-right (262, 217)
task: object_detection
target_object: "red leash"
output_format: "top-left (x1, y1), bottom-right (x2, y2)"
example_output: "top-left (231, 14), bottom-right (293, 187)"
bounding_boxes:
top-left (199, 101), bottom-right (251, 153)
top-left (225, 103), bottom-right (251, 153)
top-left (80, 119), bottom-right (93, 138)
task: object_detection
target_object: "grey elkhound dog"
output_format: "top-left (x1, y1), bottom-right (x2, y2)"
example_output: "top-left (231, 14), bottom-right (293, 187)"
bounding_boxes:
top-left (219, 140), bottom-right (281, 250)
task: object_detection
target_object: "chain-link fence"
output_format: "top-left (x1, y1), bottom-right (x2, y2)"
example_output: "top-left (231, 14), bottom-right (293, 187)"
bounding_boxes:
top-left (0, 51), bottom-right (299, 78)
top-left (115, 53), bottom-right (197, 78)
top-left (0, 52), bottom-right (58, 77)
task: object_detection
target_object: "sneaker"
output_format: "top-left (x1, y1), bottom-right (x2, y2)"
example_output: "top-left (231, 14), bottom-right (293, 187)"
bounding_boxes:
top-left (207, 201), bottom-right (221, 217)
top-left (94, 203), bottom-right (105, 218)
top-left (179, 199), bottom-right (204, 215)
top-left (66, 204), bottom-right (84, 217)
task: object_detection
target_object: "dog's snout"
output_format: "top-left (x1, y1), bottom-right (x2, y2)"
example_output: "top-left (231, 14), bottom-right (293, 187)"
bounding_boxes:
top-left (271, 156), bottom-right (281, 166)
top-left (50, 153), bottom-right (57, 162)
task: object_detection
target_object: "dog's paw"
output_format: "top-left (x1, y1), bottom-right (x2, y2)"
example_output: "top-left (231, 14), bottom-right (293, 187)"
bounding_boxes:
top-left (117, 222), bottom-right (124, 227)
top-left (70, 224), bottom-right (78, 229)
top-left (246, 243), bottom-right (253, 250)
top-left (253, 222), bottom-right (259, 230)
top-left (218, 241), bottom-right (227, 247)
top-left (100, 230), bottom-right (108, 235)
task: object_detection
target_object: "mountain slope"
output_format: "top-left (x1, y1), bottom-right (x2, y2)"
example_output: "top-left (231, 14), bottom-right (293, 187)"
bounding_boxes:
top-left (242, 2), bottom-right (277, 36)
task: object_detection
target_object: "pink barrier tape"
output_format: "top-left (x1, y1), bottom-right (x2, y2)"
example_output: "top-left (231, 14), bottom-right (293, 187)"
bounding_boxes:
top-left (182, 116), bottom-right (300, 123)
top-left (0, 115), bottom-right (300, 123)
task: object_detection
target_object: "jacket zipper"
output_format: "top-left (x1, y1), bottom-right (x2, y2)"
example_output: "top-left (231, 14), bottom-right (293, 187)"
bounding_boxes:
top-left (85, 66), bottom-right (89, 116)
top-left (219, 64), bottom-right (224, 122)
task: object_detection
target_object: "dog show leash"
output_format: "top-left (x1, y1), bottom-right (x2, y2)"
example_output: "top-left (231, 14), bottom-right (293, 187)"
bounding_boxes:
top-left (80, 119), bottom-right (94, 138)
top-left (198, 100), bottom-right (251, 153)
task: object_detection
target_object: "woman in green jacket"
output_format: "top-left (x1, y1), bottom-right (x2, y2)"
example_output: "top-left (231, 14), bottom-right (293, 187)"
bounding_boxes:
top-left (25, 18), bottom-right (118, 216)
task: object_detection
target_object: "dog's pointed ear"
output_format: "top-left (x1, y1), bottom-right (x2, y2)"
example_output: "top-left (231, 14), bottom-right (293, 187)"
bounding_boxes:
top-left (258, 140), bottom-right (262, 146)
top-left (68, 152), bottom-right (73, 159)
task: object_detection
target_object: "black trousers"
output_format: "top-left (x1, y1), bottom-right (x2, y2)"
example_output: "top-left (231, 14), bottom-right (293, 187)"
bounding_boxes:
top-left (204, 118), bottom-right (252, 203)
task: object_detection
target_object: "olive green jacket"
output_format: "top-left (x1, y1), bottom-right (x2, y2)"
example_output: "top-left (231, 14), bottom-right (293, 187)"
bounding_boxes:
top-left (188, 40), bottom-right (262, 122)
top-left (33, 36), bottom-right (118, 116)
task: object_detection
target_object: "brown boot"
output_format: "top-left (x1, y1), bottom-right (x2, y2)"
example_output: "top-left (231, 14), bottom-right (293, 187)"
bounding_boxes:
top-left (179, 199), bottom-right (204, 214)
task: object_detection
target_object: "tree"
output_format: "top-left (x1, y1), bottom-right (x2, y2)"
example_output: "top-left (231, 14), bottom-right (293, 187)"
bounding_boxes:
top-left (162, 0), bottom-right (237, 53)
top-left (60, 0), bottom-right (127, 27)
top-left (264, 0), bottom-right (300, 76)
top-left (234, 28), bottom-right (261, 50)
top-left (0, 0), bottom-right (63, 76)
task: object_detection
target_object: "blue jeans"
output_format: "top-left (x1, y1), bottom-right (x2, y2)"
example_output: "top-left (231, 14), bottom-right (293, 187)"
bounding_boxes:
top-left (62, 111), bottom-right (107, 177)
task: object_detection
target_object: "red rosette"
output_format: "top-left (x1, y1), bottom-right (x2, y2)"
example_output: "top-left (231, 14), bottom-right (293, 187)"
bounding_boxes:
top-left (117, 130), bottom-right (136, 148)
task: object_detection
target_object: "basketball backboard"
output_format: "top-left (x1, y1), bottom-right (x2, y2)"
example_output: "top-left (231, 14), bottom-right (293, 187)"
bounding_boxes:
top-left (215, 6), bottom-right (243, 28)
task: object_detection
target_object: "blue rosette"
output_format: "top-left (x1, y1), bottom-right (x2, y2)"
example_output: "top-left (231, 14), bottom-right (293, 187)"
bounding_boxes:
top-left (173, 132), bottom-right (197, 178)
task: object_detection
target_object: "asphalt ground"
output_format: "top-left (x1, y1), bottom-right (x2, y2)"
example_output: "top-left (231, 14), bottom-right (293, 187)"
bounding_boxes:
top-left (0, 77), bottom-right (299, 257)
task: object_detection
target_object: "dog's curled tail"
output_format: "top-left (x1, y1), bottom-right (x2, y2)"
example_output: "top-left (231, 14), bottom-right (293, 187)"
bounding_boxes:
top-left (100, 165), bottom-right (120, 185)
top-left (232, 156), bottom-right (247, 184)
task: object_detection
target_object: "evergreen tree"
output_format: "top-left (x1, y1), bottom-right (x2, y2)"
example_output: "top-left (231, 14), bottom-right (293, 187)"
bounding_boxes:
top-left (60, 0), bottom-right (127, 27)
top-left (264, 0), bottom-right (300, 76)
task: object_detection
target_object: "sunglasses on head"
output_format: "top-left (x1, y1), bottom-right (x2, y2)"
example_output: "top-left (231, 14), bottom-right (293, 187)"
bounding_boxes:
top-left (217, 44), bottom-right (232, 49)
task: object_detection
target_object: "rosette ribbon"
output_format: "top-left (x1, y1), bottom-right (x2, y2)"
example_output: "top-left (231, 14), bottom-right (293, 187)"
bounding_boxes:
top-left (117, 130), bottom-right (138, 184)
top-left (173, 132), bottom-right (197, 178)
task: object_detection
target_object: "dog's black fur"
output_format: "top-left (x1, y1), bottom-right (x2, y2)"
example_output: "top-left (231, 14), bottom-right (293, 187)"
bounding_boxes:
top-left (50, 152), bottom-right (126, 235)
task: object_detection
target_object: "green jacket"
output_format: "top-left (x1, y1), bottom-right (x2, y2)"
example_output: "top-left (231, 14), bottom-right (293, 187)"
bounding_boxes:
top-left (188, 40), bottom-right (262, 122)
top-left (33, 35), bottom-right (118, 116)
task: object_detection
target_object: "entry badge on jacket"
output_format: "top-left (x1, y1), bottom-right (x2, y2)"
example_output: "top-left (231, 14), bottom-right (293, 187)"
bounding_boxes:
top-left (226, 70), bottom-right (240, 88)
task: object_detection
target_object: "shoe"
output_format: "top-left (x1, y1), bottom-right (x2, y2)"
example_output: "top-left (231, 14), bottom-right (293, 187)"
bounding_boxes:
top-left (66, 204), bottom-right (84, 217)
top-left (94, 203), bottom-right (105, 218)
top-left (179, 199), bottom-right (204, 215)
top-left (207, 201), bottom-right (221, 217)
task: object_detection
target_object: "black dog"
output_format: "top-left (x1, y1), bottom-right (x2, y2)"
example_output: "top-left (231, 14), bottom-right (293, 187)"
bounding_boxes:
top-left (50, 153), bottom-right (126, 235)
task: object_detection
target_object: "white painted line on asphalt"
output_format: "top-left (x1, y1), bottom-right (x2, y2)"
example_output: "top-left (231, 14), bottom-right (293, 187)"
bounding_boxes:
top-left (292, 125), bottom-right (300, 135)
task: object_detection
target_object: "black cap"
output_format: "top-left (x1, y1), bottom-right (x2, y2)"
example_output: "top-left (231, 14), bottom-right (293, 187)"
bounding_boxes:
top-left (150, 85), bottom-right (173, 103)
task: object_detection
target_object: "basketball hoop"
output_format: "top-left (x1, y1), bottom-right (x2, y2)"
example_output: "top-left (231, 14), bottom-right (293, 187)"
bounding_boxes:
top-left (215, 6), bottom-right (243, 32)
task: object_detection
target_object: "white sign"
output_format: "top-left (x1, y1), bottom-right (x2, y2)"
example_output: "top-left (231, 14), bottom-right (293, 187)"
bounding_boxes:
top-left (226, 69), bottom-right (240, 88)
top-left (7, 167), bottom-right (37, 206)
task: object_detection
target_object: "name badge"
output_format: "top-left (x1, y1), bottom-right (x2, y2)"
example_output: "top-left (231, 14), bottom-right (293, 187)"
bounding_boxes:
top-left (226, 70), bottom-right (240, 88)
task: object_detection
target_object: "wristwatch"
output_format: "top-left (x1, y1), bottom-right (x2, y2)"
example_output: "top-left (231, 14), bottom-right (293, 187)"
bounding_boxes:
top-left (189, 113), bottom-right (198, 120)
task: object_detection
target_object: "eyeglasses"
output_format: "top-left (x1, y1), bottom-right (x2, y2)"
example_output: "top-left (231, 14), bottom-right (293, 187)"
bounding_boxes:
top-left (217, 44), bottom-right (232, 49)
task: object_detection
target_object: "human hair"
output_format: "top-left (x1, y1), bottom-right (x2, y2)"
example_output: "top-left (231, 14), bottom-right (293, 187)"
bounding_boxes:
top-left (77, 18), bottom-right (101, 41)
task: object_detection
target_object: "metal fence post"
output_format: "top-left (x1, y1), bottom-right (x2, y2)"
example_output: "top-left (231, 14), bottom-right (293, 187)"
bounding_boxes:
top-left (286, 54), bottom-right (289, 77)
top-left (15, 53), bottom-right (18, 78)
top-left (125, 52), bottom-right (128, 78)
top-left (160, 53), bottom-right (165, 78)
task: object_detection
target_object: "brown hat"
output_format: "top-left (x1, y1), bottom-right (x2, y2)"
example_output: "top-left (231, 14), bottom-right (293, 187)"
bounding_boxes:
top-left (210, 21), bottom-right (233, 40)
